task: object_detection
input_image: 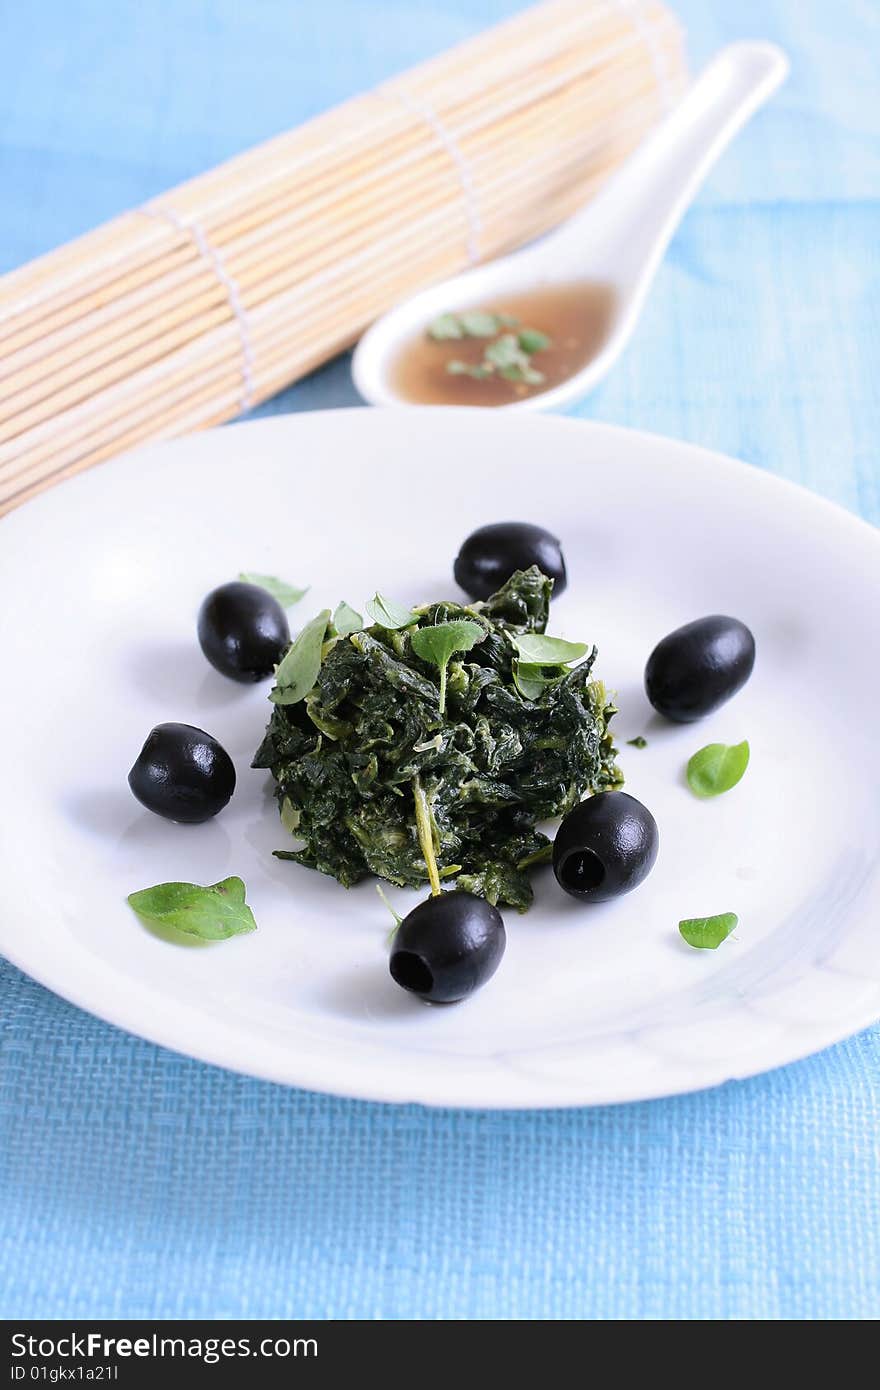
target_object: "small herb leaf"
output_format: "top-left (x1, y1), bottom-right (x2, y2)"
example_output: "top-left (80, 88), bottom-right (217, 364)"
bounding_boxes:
top-left (485, 333), bottom-right (523, 370)
top-left (410, 619), bottom-right (485, 665)
top-left (127, 877), bottom-right (257, 941)
top-left (428, 313), bottom-right (464, 340)
top-left (430, 314), bottom-right (549, 388)
top-left (270, 609), bottom-right (331, 704)
top-left (333, 600), bottom-right (363, 636)
top-left (410, 619), bottom-right (486, 713)
top-left (627, 736), bottom-right (648, 749)
top-left (518, 328), bottom-right (551, 354)
top-left (512, 633), bottom-right (589, 664)
top-left (446, 360), bottom-right (493, 380)
top-left (460, 310), bottom-right (505, 337)
top-left (365, 593), bottom-right (417, 630)
top-left (238, 573), bottom-right (309, 608)
top-left (679, 912), bottom-right (738, 950)
top-left (686, 741), bottom-right (750, 798)
top-left (499, 363), bottom-right (545, 384)
top-left (512, 661), bottom-right (564, 701)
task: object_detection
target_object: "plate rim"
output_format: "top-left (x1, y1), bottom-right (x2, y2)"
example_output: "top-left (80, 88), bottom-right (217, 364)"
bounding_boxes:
top-left (2, 407), bottom-right (879, 1108)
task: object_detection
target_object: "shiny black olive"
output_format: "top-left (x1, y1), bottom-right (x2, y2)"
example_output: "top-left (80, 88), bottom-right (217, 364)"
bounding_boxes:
top-left (553, 791), bottom-right (658, 902)
top-left (197, 581), bottom-right (290, 682)
top-left (645, 615), bottom-right (755, 723)
top-left (389, 891), bottom-right (506, 1003)
top-left (454, 522), bottom-right (567, 600)
top-left (128, 722), bottom-right (236, 823)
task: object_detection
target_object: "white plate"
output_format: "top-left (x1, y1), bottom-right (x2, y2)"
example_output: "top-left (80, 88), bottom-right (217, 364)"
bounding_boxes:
top-left (2, 409), bottom-right (879, 1107)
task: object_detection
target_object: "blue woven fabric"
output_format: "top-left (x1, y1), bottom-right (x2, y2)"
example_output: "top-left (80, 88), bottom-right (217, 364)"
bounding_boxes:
top-left (1, 0), bottom-right (878, 1320)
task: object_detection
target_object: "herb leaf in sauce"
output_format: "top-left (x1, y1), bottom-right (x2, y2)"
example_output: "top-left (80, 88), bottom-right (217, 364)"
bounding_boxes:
top-left (270, 609), bottom-right (331, 705)
top-left (679, 912), bottom-right (738, 949)
top-left (484, 333), bottom-right (524, 370)
top-left (254, 567), bottom-right (622, 911)
top-left (127, 877), bottom-right (257, 941)
top-left (430, 311), bottom-right (518, 341)
top-left (460, 310), bottom-right (507, 337)
top-left (238, 573), bottom-right (309, 608)
top-left (447, 360), bottom-right (492, 379)
top-left (517, 328), bottom-right (551, 354)
top-left (437, 313), bottom-right (552, 386)
top-left (428, 313), bottom-right (465, 340)
top-left (686, 741), bottom-right (750, 798)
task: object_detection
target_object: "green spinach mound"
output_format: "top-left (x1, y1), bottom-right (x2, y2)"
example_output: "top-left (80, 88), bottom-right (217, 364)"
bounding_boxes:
top-left (253, 568), bottom-right (621, 911)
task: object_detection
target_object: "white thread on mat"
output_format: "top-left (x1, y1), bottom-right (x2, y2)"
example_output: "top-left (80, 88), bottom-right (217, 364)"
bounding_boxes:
top-left (378, 89), bottom-right (482, 264)
top-left (616, 0), bottom-right (676, 111)
top-left (140, 203), bottom-right (256, 412)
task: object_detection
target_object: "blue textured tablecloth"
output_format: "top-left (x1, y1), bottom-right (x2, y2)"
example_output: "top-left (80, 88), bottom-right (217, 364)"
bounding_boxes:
top-left (1, 0), bottom-right (878, 1320)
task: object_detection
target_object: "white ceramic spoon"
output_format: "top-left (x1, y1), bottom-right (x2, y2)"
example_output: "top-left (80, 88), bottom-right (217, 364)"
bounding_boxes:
top-left (352, 41), bottom-right (789, 411)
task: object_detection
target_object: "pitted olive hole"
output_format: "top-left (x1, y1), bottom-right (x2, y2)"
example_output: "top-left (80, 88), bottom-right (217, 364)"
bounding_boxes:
top-left (561, 849), bottom-right (606, 892)
top-left (390, 951), bottom-right (434, 994)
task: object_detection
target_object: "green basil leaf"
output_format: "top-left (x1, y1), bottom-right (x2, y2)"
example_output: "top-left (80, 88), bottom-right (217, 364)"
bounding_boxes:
top-left (365, 592), bottom-right (417, 630)
top-left (410, 619), bottom-right (486, 713)
top-left (427, 313), bottom-right (464, 340)
top-left (517, 328), bottom-right (551, 354)
top-left (512, 661), bottom-right (565, 701)
top-left (238, 573), bottom-right (309, 608)
top-left (627, 736), bottom-right (648, 749)
top-left (333, 600), bottom-right (363, 636)
top-left (679, 912), bottom-right (738, 950)
top-left (512, 633), bottom-right (589, 664)
top-left (127, 876), bottom-right (257, 941)
top-left (270, 608), bottom-right (331, 704)
top-left (686, 740), bottom-right (750, 798)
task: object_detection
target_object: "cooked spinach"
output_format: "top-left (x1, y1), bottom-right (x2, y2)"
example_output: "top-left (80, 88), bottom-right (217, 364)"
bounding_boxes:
top-left (253, 567), bottom-right (622, 911)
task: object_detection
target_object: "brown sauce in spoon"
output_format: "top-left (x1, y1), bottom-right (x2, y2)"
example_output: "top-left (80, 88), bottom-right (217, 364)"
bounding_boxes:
top-left (390, 282), bottom-right (616, 407)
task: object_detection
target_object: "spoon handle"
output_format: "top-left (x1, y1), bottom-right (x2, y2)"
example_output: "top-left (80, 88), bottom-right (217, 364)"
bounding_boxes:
top-left (553, 42), bottom-right (790, 282)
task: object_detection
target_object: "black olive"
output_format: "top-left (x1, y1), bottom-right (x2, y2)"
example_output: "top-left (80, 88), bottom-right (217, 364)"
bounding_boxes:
top-left (197, 581), bottom-right (290, 682)
top-left (454, 522), bottom-right (567, 600)
top-left (389, 891), bottom-right (506, 1003)
top-left (128, 723), bottom-right (236, 823)
top-left (645, 615), bottom-right (755, 723)
top-left (553, 791), bottom-right (658, 902)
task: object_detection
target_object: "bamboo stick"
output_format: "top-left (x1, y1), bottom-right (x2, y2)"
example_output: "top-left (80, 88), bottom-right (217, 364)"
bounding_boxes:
top-left (0, 13), bottom-right (678, 337)
top-left (0, 0), bottom-right (687, 514)
top-left (0, 105), bottom-right (660, 453)
top-left (0, 2), bottom-right (679, 320)
top-left (0, 68), bottom-right (667, 418)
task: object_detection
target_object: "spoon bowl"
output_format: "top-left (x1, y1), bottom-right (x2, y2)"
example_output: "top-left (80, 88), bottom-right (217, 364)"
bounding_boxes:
top-left (352, 41), bottom-right (789, 411)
